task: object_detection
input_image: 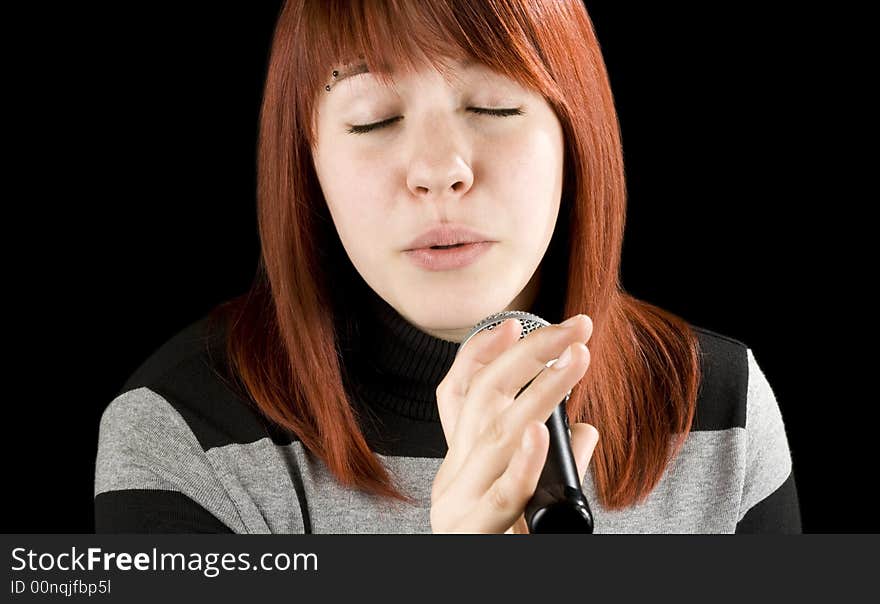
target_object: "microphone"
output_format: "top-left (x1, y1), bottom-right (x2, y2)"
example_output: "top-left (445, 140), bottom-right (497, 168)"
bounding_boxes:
top-left (458, 310), bottom-right (594, 534)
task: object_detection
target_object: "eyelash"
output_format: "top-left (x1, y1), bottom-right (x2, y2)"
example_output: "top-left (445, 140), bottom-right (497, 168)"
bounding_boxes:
top-left (346, 107), bottom-right (524, 135)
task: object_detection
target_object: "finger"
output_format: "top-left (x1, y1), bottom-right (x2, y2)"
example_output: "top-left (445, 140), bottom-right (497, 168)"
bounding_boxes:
top-left (440, 315), bottom-right (592, 490)
top-left (435, 319), bottom-right (523, 491)
top-left (466, 315), bottom-right (592, 404)
top-left (504, 513), bottom-right (529, 535)
top-left (437, 318), bottom-right (522, 447)
top-left (444, 317), bottom-right (523, 399)
top-left (570, 422), bottom-right (600, 484)
top-left (453, 421), bottom-right (549, 533)
top-left (497, 341), bottom-right (590, 459)
top-left (453, 316), bottom-right (592, 452)
top-left (450, 341), bottom-right (589, 498)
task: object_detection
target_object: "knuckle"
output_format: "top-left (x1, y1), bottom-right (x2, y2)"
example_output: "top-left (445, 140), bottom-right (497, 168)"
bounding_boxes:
top-left (471, 366), bottom-right (510, 402)
top-left (484, 415), bottom-right (508, 446)
top-left (489, 483), bottom-right (512, 512)
top-left (468, 366), bottom-right (491, 393)
top-left (435, 381), bottom-right (448, 401)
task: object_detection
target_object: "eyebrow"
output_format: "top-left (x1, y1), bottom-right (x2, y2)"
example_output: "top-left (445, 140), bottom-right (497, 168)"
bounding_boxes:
top-left (332, 58), bottom-right (476, 85)
top-left (333, 62), bottom-right (370, 84)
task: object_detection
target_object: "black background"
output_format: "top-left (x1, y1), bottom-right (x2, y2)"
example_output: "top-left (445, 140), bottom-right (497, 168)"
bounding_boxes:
top-left (8, 3), bottom-right (863, 533)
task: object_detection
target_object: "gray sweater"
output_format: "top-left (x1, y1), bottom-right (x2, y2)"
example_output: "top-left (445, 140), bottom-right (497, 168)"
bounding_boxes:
top-left (94, 295), bottom-right (801, 533)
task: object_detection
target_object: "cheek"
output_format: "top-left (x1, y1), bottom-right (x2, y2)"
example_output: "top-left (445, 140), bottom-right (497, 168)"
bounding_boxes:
top-left (317, 149), bottom-right (389, 234)
top-left (504, 127), bottom-right (563, 193)
top-left (488, 129), bottom-right (563, 242)
top-left (317, 144), bottom-right (368, 199)
top-left (320, 178), bottom-right (393, 268)
top-left (326, 195), bottom-right (381, 258)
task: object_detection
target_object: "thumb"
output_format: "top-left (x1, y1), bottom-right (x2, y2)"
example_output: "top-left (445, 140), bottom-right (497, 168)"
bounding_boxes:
top-left (570, 423), bottom-right (600, 484)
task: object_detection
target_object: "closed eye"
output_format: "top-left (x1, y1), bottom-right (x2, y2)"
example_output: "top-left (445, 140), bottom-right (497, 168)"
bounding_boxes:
top-left (346, 107), bottom-right (524, 135)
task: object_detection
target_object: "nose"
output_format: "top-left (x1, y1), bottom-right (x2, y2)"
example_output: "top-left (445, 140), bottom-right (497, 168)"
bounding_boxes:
top-left (405, 123), bottom-right (474, 201)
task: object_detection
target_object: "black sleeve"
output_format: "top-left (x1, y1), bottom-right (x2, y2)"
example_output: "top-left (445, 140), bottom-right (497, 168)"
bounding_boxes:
top-left (95, 489), bottom-right (234, 534)
top-left (735, 349), bottom-right (803, 534)
top-left (735, 470), bottom-right (802, 533)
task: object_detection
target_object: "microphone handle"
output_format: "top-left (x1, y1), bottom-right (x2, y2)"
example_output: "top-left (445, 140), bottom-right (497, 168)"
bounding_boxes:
top-left (518, 379), bottom-right (594, 533)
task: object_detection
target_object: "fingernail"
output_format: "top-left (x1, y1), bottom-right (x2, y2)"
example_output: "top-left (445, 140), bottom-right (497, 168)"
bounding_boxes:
top-left (553, 344), bottom-right (573, 369)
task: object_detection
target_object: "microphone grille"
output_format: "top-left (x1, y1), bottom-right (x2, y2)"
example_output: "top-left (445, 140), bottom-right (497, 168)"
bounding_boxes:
top-left (457, 310), bottom-right (550, 357)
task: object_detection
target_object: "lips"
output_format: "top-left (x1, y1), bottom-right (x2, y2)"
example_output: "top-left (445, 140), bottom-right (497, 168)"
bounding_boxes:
top-left (404, 224), bottom-right (495, 251)
top-left (404, 241), bottom-right (494, 271)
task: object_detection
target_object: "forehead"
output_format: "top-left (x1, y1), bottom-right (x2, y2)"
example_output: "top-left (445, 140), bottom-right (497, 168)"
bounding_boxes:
top-left (326, 57), bottom-right (518, 100)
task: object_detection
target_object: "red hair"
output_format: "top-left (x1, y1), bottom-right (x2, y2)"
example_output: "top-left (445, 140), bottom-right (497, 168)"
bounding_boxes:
top-left (209, 0), bottom-right (701, 510)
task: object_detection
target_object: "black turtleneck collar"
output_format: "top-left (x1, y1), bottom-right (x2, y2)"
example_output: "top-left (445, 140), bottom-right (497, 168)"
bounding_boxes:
top-left (343, 287), bottom-right (461, 422)
top-left (337, 270), bottom-right (561, 424)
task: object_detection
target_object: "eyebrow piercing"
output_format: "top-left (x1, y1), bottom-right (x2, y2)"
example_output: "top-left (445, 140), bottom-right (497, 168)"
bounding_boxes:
top-left (326, 55), bottom-right (367, 92)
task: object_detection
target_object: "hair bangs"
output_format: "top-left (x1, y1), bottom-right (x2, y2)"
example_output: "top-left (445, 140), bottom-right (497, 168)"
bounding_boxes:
top-left (299, 0), bottom-right (558, 142)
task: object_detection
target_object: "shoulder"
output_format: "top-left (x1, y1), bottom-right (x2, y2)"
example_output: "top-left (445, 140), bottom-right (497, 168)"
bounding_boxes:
top-left (689, 324), bottom-right (749, 431)
top-left (683, 325), bottom-right (799, 530)
top-left (691, 323), bottom-right (748, 352)
top-left (108, 311), bottom-right (294, 451)
top-left (118, 314), bottom-right (218, 395)
top-left (687, 324), bottom-right (791, 450)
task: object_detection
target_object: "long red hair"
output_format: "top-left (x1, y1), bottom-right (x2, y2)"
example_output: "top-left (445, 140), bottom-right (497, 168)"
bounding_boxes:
top-left (209, 0), bottom-right (701, 510)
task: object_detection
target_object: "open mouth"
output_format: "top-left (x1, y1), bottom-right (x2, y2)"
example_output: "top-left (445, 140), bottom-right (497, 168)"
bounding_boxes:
top-left (429, 243), bottom-right (468, 250)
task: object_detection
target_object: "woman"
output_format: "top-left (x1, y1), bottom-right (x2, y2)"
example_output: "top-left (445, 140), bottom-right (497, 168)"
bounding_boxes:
top-left (94, 0), bottom-right (801, 533)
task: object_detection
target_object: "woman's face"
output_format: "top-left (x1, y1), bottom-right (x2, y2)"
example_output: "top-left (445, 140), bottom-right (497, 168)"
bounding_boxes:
top-left (312, 57), bottom-right (565, 342)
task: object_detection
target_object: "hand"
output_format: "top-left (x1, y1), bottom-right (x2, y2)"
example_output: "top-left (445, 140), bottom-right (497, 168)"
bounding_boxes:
top-left (430, 315), bottom-right (598, 533)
